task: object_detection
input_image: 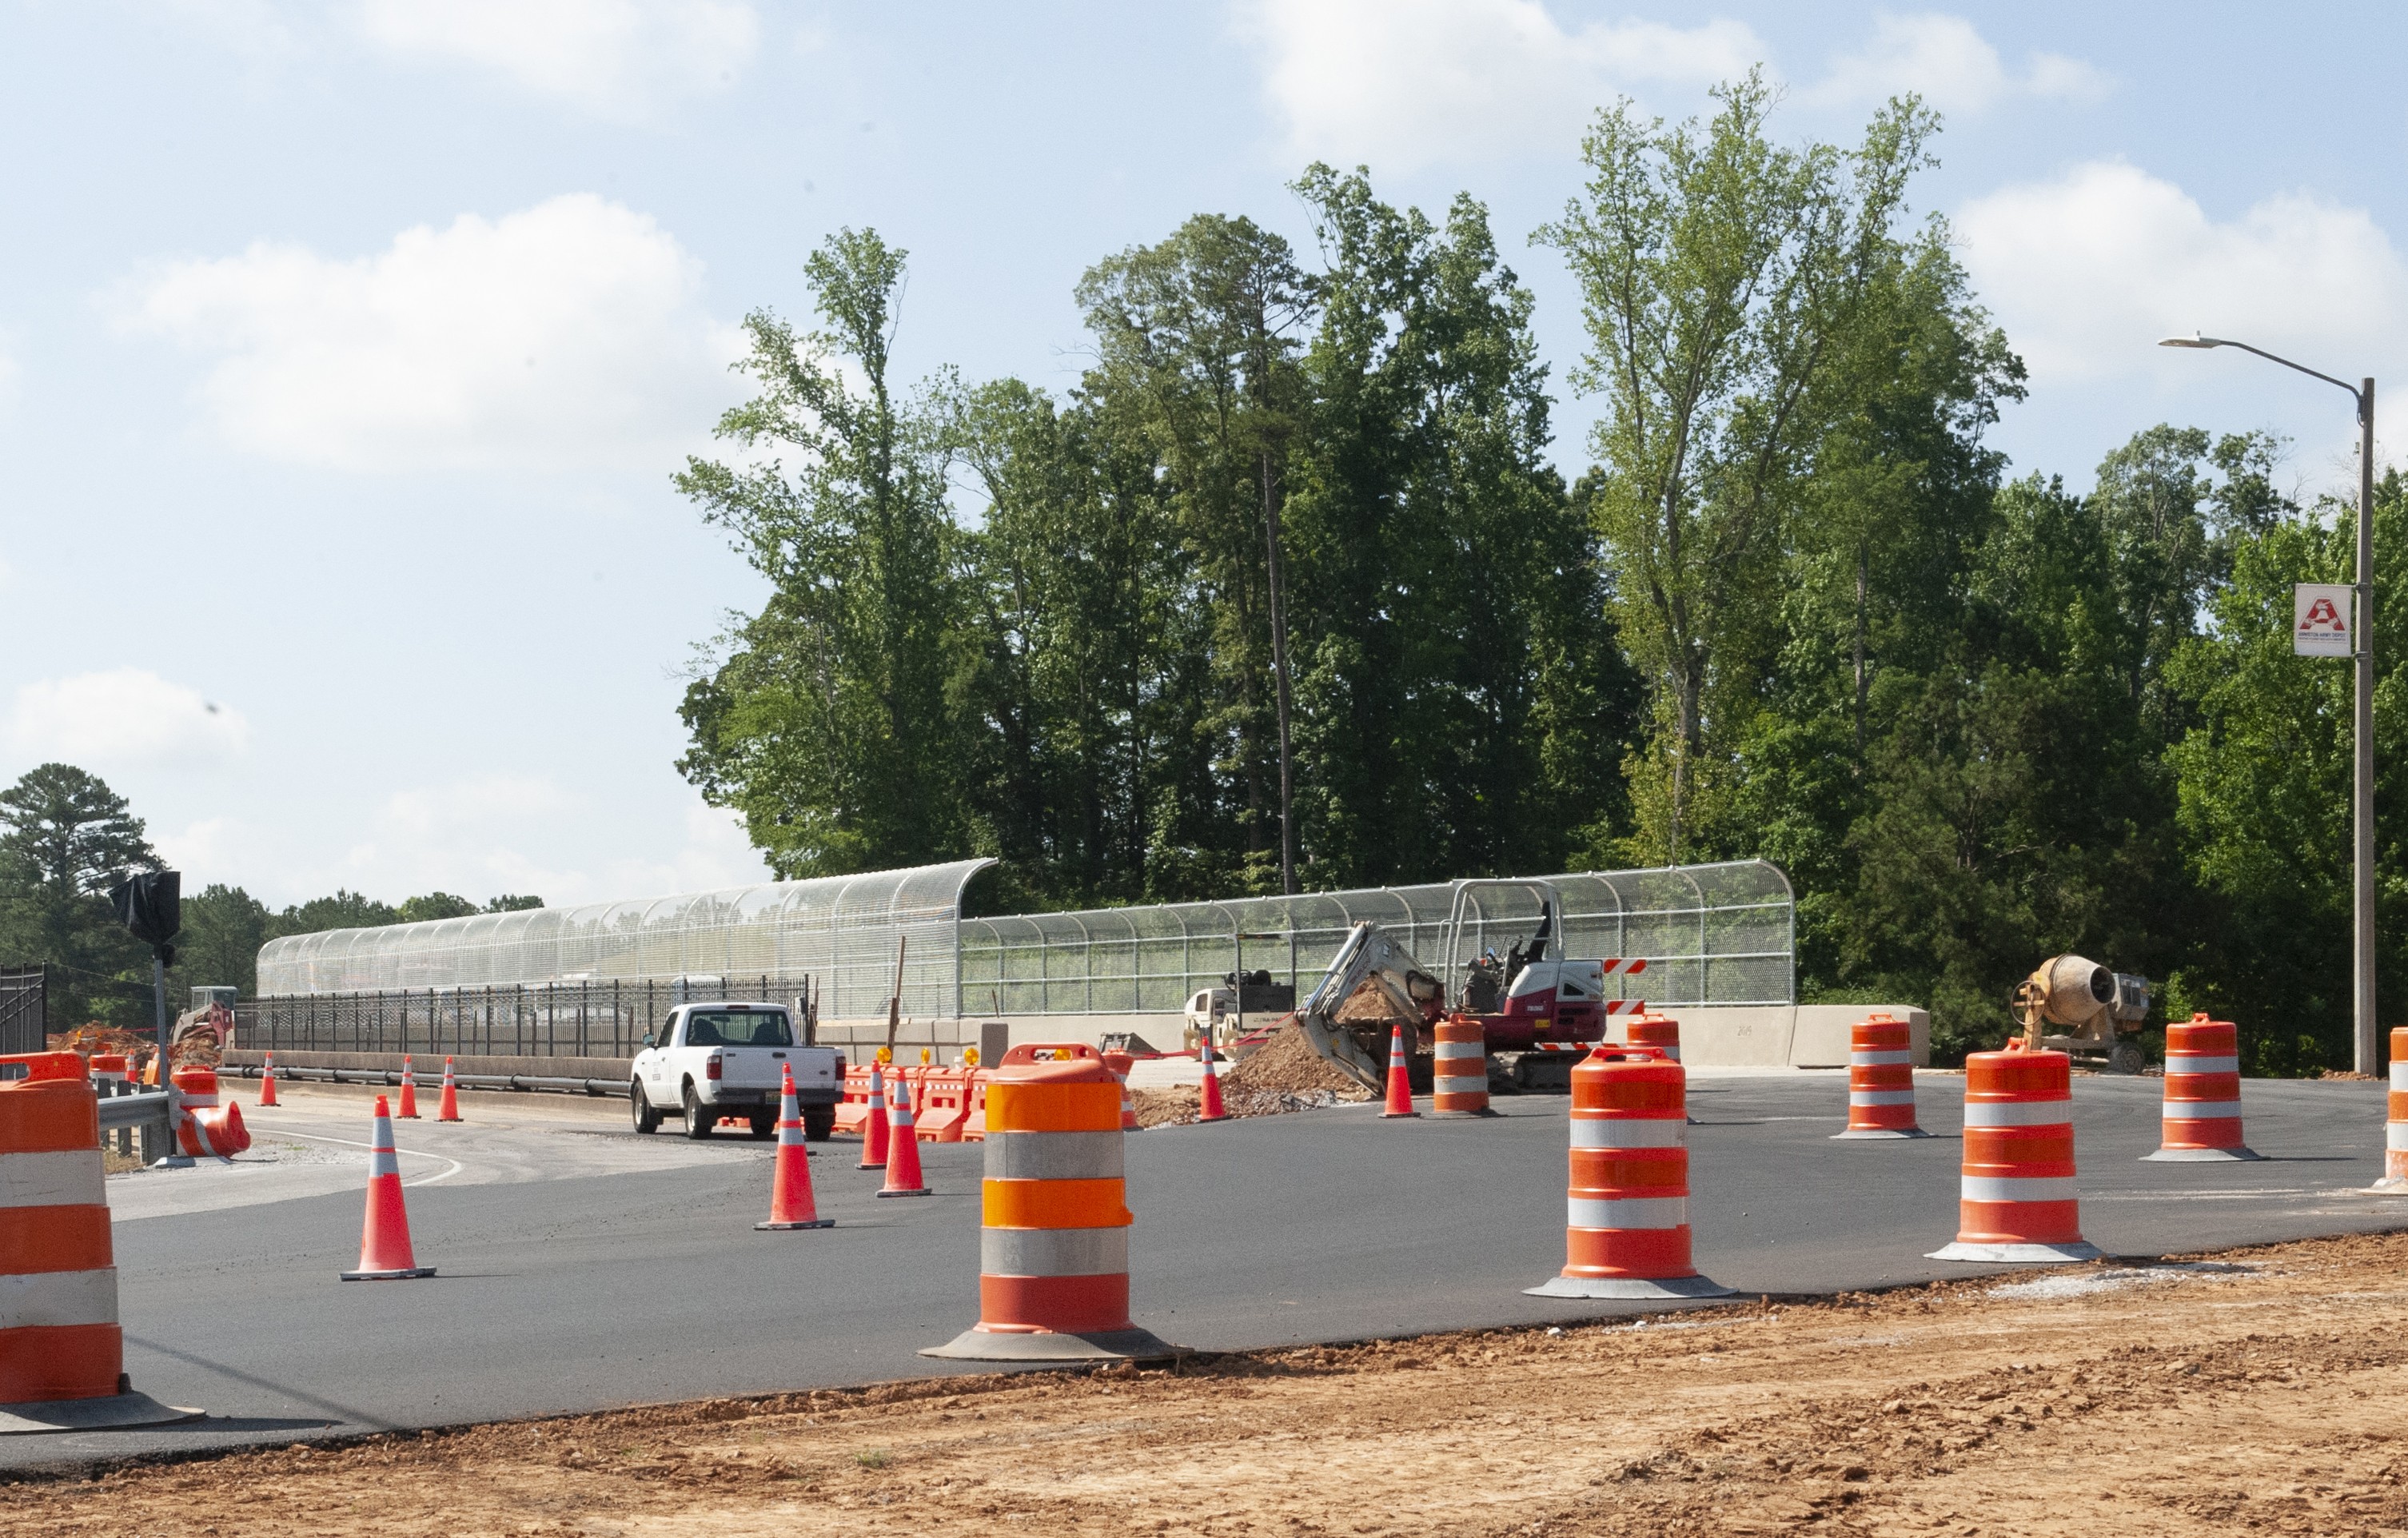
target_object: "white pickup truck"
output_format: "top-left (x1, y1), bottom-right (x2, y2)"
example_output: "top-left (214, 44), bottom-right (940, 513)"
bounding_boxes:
top-left (629, 1002), bottom-right (844, 1142)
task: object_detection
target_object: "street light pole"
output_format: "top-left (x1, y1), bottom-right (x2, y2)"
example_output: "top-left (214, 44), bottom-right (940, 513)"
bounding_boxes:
top-left (2162, 336), bottom-right (2378, 1072)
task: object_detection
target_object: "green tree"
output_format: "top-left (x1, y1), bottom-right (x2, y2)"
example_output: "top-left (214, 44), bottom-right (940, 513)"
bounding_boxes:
top-left (0, 763), bottom-right (158, 1027)
top-left (1537, 78), bottom-right (1953, 863)
top-left (170, 883), bottom-right (273, 998)
top-left (676, 228), bottom-right (968, 878)
top-left (273, 891), bottom-right (398, 934)
top-left (397, 892), bottom-right (479, 924)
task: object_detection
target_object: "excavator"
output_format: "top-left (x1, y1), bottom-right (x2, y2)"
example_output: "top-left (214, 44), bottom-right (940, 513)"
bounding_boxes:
top-left (1294, 880), bottom-right (1627, 1094)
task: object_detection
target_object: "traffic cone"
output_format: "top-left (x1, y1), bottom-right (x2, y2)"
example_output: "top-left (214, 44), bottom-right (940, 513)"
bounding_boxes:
top-left (1198, 1034), bottom-right (1229, 1122)
top-left (757, 1066), bottom-right (833, 1229)
top-left (340, 1095), bottom-right (435, 1280)
top-left (859, 1062), bottom-right (891, 1169)
top-left (878, 1077), bottom-right (931, 1197)
top-left (396, 1056), bottom-right (420, 1119)
top-left (257, 1050), bottom-right (278, 1108)
top-left (1381, 1024), bottom-right (1417, 1118)
top-left (437, 1057), bottom-right (463, 1122)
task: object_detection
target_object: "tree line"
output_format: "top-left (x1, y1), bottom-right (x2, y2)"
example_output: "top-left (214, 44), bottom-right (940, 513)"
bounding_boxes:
top-left (676, 77), bottom-right (2403, 1069)
top-left (0, 762), bottom-right (540, 1026)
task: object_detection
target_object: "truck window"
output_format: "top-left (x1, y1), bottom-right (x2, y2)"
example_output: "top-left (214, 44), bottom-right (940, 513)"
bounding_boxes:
top-left (681, 1010), bottom-right (793, 1048)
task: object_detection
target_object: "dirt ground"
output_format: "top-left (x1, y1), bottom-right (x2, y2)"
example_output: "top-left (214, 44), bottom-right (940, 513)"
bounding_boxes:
top-left (1133, 1026), bottom-right (1373, 1126)
top-left (14, 1229), bottom-right (2408, 1536)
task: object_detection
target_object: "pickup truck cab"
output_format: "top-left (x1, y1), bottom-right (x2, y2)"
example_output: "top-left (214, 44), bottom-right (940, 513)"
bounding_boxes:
top-left (630, 1002), bottom-right (844, 1142)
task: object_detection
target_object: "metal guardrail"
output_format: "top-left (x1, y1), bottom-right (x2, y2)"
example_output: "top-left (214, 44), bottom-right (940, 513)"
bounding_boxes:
top-left (98, 1090), bottom-right (174, 1130)
top-left (215, 1062), bottom-right (632, 1099)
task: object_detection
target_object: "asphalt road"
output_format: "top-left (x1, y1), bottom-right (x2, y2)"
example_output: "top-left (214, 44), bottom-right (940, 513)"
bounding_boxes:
top-left (14, 1071), bottom-right (2403, 1468)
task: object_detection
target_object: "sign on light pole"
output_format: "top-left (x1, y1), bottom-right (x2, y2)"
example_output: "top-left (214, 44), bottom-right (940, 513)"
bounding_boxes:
top-left (2295, 583), bottom-right (2354, 658)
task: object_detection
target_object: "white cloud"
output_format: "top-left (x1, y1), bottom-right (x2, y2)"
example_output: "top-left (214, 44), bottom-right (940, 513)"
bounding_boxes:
top-left (336, 779), bottom-right (767, 906)
top-left (1808, 14), bottom-right (2109, 116)
top-left (116, 193), bottom-right (741, 472)
top-left (10, 669), bottom-right (249, 768)
top-left (1956, 161), bottom-right (2408, 384)
top-left (1240, 0), bottom-right (1764, 168)
top-left (355, 0), bottom-right (759, 114)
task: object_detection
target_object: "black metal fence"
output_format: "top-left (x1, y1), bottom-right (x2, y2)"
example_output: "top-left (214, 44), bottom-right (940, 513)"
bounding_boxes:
top-left (0, 966), bottom-right (44, 1055)
top-left (249, 974), bottom-right (822, 1061)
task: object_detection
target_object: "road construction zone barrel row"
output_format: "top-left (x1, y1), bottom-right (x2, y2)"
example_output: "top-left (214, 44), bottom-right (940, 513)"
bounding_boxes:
top-left (1835, 1013), bottom-right (1924, 1139)
top-left (2150, 1014), bottom-right (2255, 1161)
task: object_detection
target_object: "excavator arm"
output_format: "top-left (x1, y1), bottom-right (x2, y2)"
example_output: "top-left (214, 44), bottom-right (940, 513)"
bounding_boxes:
top-left (1296, 922), bottom-right (1445, 1092)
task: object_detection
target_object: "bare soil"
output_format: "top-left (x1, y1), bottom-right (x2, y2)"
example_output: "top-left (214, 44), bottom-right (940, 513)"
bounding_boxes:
top-left (16, 1228), bottom-right (2408, 1535)
top-left (1127, 1029), bottom-right (1372, 1130)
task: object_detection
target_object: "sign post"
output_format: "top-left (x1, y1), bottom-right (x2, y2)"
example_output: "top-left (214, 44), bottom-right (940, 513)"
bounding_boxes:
top-left (2294, 583), bottom-right (2354, 658)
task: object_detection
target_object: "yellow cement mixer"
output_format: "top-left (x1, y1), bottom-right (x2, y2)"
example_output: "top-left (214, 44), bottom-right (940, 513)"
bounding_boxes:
top-left (2010, 954), bottom-right (2151, 1074)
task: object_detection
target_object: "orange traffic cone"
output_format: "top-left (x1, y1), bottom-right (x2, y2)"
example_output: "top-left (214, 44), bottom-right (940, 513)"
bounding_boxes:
top-left (758, 1066), bottom-right (834, 1230)
top-left (1198, 1034), bottom-right (1229, 1122)
top-left (1381, 1024), bottom-right (1417, 1118)
top-left (859, 1062), bottom-right (891, 1169)
top-left (437, 1058), bottom-right (463, 1123)
top-left (878, 1078), bottom-right (931, 1197)
top-left (396, 1056), bottom-right (420, 1119)
top-left (258, 1050), bottom-right (279, 1108)
top-left (340, 1095), bottom-right (435, 1280)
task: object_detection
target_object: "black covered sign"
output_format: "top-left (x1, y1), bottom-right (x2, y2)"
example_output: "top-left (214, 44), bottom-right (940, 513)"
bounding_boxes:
top-left (110, 869), bottom-right (181, 960)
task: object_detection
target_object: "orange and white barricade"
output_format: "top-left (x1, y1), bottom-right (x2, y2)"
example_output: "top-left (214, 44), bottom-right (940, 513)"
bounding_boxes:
top-left (1833, 1013), bottom-right (1925, 1138)
top-left (2148, 1014), bottom-right (2255, 1161)
top-left (1430, 1018), bottom-right (1491, 1117)
top-left (915, 1067), bottom-right (979, 1143)
top-left (1527, 1045), bottom-right (1732, 1300)
top-left (1102, 1051), bottom-right (1139, 1131)
top-left (1624, 1014), bottom-right (1679, 1061)
top-left (170, 1067), bottom-right (250, 1159)
top-left (922, 1044), bottom-right (1175, 1361)
top-left (2375, 1027), bottom-right (2408, 1191)
top-left (1928, 1042), bottom-right (2101, 1262)
top-left (0, 1052), bottom-right (193, 1428)
top-left (832, 1066), bottom-right (877, 1138)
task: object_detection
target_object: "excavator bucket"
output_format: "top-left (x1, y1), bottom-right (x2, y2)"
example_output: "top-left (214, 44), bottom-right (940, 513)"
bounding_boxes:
top-left (1297, 923), bottom-right (1445, 1093)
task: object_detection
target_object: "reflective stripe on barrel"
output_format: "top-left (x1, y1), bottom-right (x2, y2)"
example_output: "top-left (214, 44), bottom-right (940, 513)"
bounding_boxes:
top-left (1952, 1046), bottom-right (2087, 1249)
top-left (1554, 1047), bottom-right (1698, 1282)
top-left (0, 1053), bottom-right (122, 1403)
top-left (1431, 1018), bottom-right (1489, 1115)
top-left (1625, 1015), bottom-right (1680, 1062)
top-left (1843, 1014), bottom-right (1920, 1134)
top-left (975, 1065), bottom-right (1134, 1334)
top-left (2389, 1028), bottom-right (2408, 1183)
top-left (2157, 1014), bottom-right (2247, 1153)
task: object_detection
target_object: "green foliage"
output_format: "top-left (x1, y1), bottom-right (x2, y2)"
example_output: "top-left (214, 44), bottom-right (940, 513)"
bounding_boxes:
top-left (397, 892), bottom-right (480, 924)
top-left (0, 763), bottom-right (158, 1026)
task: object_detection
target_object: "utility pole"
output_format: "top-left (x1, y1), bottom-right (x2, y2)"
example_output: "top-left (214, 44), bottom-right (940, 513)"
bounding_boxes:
top-left (2162, 337), bottom-right (2377, 1071)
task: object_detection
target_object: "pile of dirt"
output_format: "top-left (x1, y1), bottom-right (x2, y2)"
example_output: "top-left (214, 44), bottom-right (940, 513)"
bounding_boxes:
top-left (1130, 1086), bottom-right (1199, 1128)
top-left (1225, 1023), bottom-right (1371, 1100)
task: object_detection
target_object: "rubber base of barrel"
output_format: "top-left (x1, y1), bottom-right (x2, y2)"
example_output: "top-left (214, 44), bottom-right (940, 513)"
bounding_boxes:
top-left (0, 1391), bottom-right (202, 1435)
top-left (874, 1188), bottom-right (931, 1198)
top-left (2143, 1146), bottom-right (2259, 1161)
top-left (2364, 1177), bottom-right (2408, 1193)
top-left (1429, 1109), bottom-right (1498, 1119)
top-left (1524, 1274), bottom-right (1737, 1300)
top-left (755, 1218), bottom-right (835, 1229)
top-left (339, 1266), bottom-right (437, 1280)
top-left (919, 1326), bottom-right (1179, 1362)
top-left (1926, 1241), bottom-right (2102, 1263)
top-left (1832, 1128), bottom-right (1929, 1139)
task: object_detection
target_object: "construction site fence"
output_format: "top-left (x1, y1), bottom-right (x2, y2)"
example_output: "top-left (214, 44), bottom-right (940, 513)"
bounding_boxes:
top-left (0, 966), bottom-right (44, 1056)
top-left (241, 974), bottom-right (815, 1062)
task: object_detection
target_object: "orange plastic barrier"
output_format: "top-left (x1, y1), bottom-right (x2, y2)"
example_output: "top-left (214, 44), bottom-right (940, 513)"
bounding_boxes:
top-left (1431, 1017), bottom-right (1490, 1117)
top-left (341, 1096), bottom-right (434, 1280)
top-left (170, 1067), bottom-right (250, 1158)
top-left (832, 1066), bottom-right (877, 1138)
top-left (2380, 1027), bottom-right (2408, 1192)
top-left (1527, 1045), bottom-right (1732, 1300)
top-left (1928, 1042), bottom-right (2101, 1263)
top-left (921, 1046), bottom-right (1174, 1362)
top-left (1833, 1013), bottom-right (1925, 1138)
top-left (2149, 1014), bottom-right (2255, 1161)
top-left (0, 1054), bottom-right (120, 1401)
top-left (916, 1069), bottom-right (982, 1143)
top-left (1101, 1051), bottom-right (1138, 1131)
top-left (1625, 1014), bottom-right (1680, 1062)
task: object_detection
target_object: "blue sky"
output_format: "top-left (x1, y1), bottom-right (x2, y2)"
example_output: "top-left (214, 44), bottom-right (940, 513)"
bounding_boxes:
top-left (3, 2), bottom-right (2402, 911)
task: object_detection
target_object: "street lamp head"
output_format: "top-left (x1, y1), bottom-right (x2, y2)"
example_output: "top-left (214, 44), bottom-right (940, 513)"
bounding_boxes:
top-left (2159, 333), bottom-right (2225, 349)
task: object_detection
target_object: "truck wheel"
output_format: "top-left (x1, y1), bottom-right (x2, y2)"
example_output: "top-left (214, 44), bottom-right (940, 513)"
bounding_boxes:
top-left (682, 1082), bottom-right (715, 1140)
top-left (803, 1105), bottom-right (835, 1142)
top-left (631, 1082), bottom-right (661, 1134)
top-left (748, 1112), bottom-right (775, 1139)
top-left (2107, 1040), bottom-right (2147, 1076)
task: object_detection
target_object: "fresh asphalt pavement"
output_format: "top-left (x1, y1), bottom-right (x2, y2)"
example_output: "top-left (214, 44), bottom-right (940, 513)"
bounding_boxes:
top-left (13, 1071), bottom-right (2402, 1468)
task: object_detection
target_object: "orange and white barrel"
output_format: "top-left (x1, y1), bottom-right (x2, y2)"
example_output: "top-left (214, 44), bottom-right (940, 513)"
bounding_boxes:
top-left (1928, 1043), bottom-right (2101, 1263)
top-left (1833, 1013), bottom-right (1925, 1138)
top-left (1430, 1018), bottom-right (1491, 1117)
top-left (2375, 1026), bottom-right (2408, 1192)
top-left (2147, 1014), bottom-right (2256, 1161)
top-left (922, 1044), bottom-right (1174, 1362)
top-left (1526, 1046), bottom-right (1732, 1300)
top-left (0, 1051), bottom-right (191, 1428)
top-left (170, 1067), bottom-right (250, 1159)
top-left (1624, 1014), bottom-right (1680, 1061)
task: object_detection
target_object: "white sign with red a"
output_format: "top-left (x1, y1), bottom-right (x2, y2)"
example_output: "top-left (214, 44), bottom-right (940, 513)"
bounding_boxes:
top-left (2294, 583), bottom-right (2354, 657)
